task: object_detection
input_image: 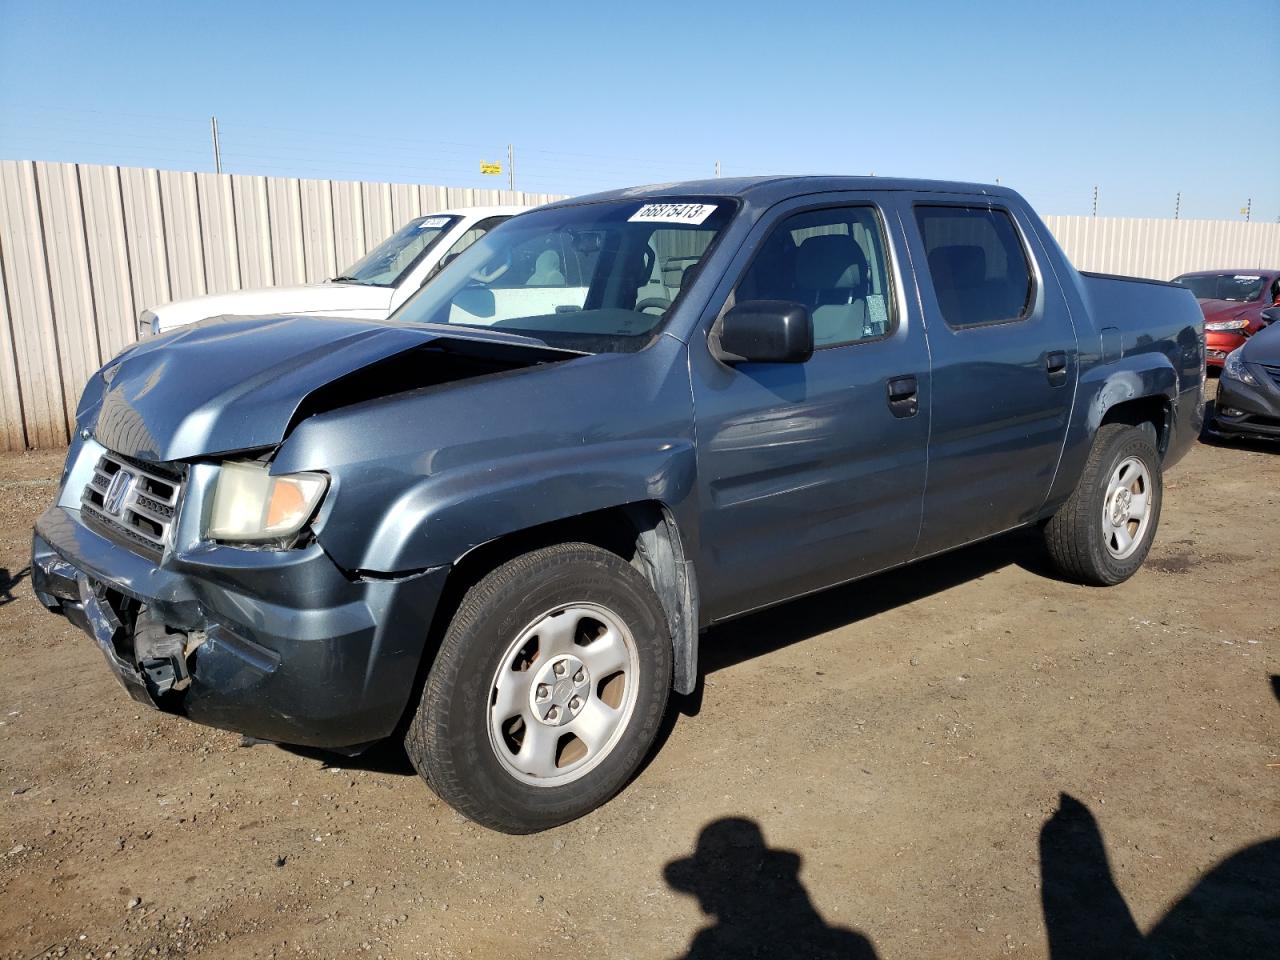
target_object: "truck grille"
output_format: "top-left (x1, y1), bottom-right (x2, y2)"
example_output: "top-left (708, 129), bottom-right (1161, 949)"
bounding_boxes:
top-left (81, 453), bottom-right (184, 560)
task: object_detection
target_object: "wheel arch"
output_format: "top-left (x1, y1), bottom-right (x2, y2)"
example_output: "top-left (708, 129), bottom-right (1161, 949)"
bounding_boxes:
top-left (1082, 356), bottom-right (1178, 453)
top-left (424, 500), bottom-right (700, 697)
top-left (1098, 394), bottom-right (1172, 457)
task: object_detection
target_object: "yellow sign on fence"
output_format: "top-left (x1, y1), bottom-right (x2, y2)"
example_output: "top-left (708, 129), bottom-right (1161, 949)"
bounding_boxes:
top-left (480, 162), bottom-right (502, 176)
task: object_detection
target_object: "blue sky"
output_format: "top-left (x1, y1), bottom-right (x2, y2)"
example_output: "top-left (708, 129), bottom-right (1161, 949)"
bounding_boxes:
top-left (1, 0), bottom-right (1276, 219)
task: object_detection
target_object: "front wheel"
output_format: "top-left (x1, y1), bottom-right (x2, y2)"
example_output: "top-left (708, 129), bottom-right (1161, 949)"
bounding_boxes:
top-left (405, 543), bottom-right (672, 833)
top-left (1043, 423), bottom-right (1163, 586)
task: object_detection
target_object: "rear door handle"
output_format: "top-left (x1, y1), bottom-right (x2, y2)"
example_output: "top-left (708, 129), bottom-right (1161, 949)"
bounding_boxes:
top-left (1045, 351), bottom-right (1069, 385)
top-left (886, 375), bottom-right (919, 418)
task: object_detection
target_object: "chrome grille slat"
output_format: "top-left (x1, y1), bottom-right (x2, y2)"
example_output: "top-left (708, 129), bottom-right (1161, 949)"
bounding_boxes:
top-left (80, 452), bottom-right (185, 559)
top-left (132, 495), bottom-right (175, 519)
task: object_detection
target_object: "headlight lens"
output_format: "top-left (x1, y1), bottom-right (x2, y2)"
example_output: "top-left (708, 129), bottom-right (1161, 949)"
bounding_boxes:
top-left (1205, 318), bottom-right (1249, 331)
top-left (1222, 347), bottom-right (1258, 386)
top-left (207, 461), bottom-right (328, 542)
top-left (137, 309), bottom-right (158, 339)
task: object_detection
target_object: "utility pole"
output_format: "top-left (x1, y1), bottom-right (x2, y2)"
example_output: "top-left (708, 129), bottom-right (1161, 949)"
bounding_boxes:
top-left (1092, 185), bottom-right (1098, 217)
top-left (714, 160), bottom-right (720, 178)
top-left (507, 144), bottom-right (515, 192)
top-left (1174, 192), bottom-right (1180, 220)
top-left (1244, 198), bottom-right (1251, 222)
top-left (210, 115), bottom-right (222, 174)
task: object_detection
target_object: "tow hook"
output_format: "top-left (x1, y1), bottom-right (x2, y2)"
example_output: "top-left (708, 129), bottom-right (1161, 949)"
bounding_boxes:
top-left (134, 607), bottom-right (205, 698)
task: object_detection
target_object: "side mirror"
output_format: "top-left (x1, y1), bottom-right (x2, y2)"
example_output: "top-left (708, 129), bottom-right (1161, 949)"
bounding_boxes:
top-left (712, 300), bottom-right (813, 364)
top-left (1261, 307), bottom-right (1280, 325)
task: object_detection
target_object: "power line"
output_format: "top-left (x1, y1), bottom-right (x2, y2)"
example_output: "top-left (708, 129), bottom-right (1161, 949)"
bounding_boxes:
top-left (3, 105), bottom-right (717, 179)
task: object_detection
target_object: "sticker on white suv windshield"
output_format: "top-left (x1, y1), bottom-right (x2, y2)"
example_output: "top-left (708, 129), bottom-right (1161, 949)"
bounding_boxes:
top-left (420, 217), bottom-right (451, 229)
top-left (628, 203), bottom-right (718, 225)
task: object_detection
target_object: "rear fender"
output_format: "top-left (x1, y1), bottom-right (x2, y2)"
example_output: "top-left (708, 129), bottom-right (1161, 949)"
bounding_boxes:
top-left (1046, 353), bottom-right (1178, 508)
top-left (1083, 357), bottom-right (1177, 435)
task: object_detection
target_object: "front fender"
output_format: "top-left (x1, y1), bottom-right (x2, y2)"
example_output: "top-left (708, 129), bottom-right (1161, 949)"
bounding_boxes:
top-left (326, 438), bottom-right (698, 574)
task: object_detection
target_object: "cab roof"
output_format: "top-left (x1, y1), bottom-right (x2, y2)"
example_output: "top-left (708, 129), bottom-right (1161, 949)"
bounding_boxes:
top-left (541, 175), bottom-right (1019, 211)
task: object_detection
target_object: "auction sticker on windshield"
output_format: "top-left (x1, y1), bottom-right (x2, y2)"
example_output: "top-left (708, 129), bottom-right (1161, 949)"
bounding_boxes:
top-left (629, 203), bottom-right (718, 225)
top-left (421, 217), bottom-right (451, 229)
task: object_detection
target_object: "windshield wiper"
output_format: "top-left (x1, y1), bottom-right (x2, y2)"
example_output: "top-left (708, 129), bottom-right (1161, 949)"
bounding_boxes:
top-left (330, 275), bottom-right (365, 284)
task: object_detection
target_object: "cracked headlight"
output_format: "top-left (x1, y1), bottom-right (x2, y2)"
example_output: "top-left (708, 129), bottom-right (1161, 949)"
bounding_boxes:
top-left (207, 461), bottom-right (328, 542)
top-left (1222, 347), bottom-right (1258, 387)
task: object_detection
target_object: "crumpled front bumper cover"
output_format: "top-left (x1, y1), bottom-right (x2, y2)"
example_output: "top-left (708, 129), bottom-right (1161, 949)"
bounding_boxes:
top-left (33, 507), bottom-right (449, 750)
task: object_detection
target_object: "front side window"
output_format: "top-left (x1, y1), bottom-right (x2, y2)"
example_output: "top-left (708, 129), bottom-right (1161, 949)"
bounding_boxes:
top-left (391, 199), bottom-right (734, 352)
top-left (915, 205), bottom-right (1034, 328)
top-left (336, 215), bottom-right (461, 287)
top-left (1173, 273), bottom-right (1267, 303)
top-left (734, 206), bottom-right (894, 348)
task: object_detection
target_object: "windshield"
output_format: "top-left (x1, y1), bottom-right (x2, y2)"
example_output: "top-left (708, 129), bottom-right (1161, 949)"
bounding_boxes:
top-left (335, 215), bottom-right (460, 287)
top-left (389, 198), bottom-right (735, 352)
top-left (1174, 273), bottom-right (1265, 302)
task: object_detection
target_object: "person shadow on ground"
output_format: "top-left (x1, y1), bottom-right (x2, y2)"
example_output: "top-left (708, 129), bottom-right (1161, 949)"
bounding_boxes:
top-left (664, 817), bottom-right (878, 959)
top-left (1039, 675), bottom-right (1280, 958)
top-left (1, 565), bottom-right (29, 605)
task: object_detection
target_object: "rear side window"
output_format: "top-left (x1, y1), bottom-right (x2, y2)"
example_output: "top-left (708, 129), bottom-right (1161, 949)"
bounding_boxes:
top-left (914, 205), bottom-right (1033, 327)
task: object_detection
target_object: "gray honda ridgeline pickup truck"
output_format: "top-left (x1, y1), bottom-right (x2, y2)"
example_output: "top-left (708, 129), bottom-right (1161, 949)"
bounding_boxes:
top-left (33, 177), bottom-right (1204, 832)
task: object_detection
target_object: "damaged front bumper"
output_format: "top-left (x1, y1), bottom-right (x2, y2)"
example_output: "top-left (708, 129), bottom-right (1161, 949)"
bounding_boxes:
top-left (33, 505), bottom-right (448, 750)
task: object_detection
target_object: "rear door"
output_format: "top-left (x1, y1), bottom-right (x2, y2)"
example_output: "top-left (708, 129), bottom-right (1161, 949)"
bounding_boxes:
top-left (899, 196), bottom-right (1078, 555)
top-left (689, 195), bottom-right (931, 622)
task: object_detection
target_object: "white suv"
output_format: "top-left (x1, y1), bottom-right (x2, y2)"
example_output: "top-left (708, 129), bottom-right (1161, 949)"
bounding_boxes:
top-left (140, 205), bottom-right (529, 336)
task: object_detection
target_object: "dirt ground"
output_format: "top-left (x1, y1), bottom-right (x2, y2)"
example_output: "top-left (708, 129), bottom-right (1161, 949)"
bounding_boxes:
top-left (1, 426), bottom-right (1276, 959)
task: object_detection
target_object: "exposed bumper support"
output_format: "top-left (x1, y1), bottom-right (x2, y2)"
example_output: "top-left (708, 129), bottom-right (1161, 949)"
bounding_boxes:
top-left (33, 511), bottom-right (449, 750)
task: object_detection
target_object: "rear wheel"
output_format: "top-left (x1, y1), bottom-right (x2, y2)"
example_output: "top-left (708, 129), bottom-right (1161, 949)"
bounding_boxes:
top-left (405, 542), bottom-right (671, 833)
top-left (1043, 423), bottom-right (1163, 585)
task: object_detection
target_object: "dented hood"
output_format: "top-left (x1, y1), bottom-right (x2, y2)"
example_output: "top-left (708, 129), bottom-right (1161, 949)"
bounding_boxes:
top-left (82, 314), bottom-right (552, 462)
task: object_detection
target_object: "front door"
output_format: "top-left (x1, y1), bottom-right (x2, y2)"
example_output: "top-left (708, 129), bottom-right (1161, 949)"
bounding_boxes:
top-left (689, 197), bottom-right (931, 622)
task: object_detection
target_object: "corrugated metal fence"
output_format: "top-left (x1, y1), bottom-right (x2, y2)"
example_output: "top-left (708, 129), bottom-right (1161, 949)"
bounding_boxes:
top-left (1043, 215), bottom-right (1280, 280)
top-left (2, 158), bottom-right (1279, 450)
top-left (0, 159), bottom-right (563, 450)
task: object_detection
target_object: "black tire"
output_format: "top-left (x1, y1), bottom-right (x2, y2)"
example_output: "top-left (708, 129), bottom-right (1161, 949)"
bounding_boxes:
top-left (1043, 423), bottom-right (1163, 586)
top-left (405, 542), bottom-right (672, 833)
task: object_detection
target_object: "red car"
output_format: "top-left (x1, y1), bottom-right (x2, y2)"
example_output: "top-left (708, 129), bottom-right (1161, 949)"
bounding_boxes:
top-left (1172, 269), bottom-right (1280, 367)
